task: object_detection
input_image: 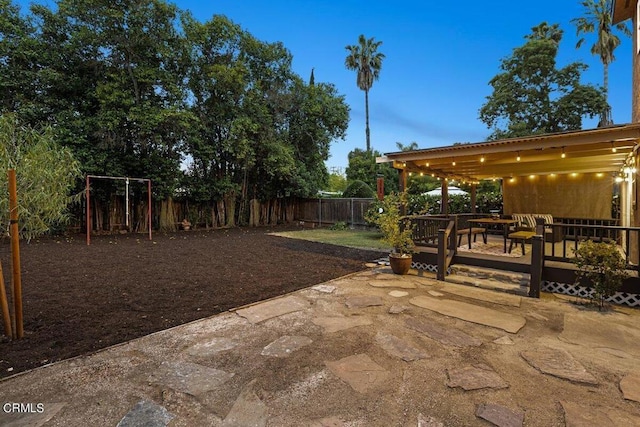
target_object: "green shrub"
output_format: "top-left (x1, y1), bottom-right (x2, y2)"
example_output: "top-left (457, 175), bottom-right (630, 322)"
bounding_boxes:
top-left (342, 180), bottom-right (375, 198)
top-left (365, 192), bottom-right (414, 255)
top-left (330, 221), bottom-right (348, 230)
top-left (573, 240), bottom-right (629, 310)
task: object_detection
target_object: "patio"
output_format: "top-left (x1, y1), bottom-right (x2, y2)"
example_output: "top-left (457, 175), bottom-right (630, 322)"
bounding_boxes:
top-left (376, 124), bottom-right (640, 306)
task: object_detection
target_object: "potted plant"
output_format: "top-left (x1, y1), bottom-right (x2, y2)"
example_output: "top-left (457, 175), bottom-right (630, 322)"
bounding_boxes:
top-left (572, 240), bottom-right (629, 311)
top-left (366, 192), bottom-right (415, 275)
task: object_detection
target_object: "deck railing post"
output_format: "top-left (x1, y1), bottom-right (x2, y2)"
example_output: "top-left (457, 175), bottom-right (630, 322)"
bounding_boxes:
top-left (529, 235), bottom-right (543, 298)
top-left (437, 228), bottom-right (446, 281)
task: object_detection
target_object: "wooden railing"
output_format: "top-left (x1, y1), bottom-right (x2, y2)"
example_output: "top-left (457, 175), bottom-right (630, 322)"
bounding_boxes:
top-left (545, 223), bottom-right (640, 270)
top-left (406, 215), bottom-right (451, 247)
top-left (437, 220), bottom-right (456, 281)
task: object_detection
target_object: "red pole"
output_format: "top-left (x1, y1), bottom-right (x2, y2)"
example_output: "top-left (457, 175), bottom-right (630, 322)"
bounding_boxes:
top-left (8, 169), bottom-right (23, 339)
top-left (86, 175), bottom-right (91, 245)
top-left (148, 180), bottom-right (152, 240)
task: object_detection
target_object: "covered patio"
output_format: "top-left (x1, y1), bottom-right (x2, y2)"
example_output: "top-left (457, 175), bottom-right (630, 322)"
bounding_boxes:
top-left (377, 124), bottom-right (640, 306)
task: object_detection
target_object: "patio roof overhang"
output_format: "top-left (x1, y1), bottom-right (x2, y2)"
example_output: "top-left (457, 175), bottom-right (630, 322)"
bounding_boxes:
top-left (612, 0), bottom-right (635, 24)
top-left (377, 124), bottom-right (640, 182)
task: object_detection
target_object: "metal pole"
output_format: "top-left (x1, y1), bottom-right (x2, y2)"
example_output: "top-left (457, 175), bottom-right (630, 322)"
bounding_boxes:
top-left (125, 178), bottom-right (130, 229)
top-left (86, 175), bottom-right (91, 245)
top-left (148, 180), bottom-right (152, 240)
top-left (8, 169), bottom-right (23, 338)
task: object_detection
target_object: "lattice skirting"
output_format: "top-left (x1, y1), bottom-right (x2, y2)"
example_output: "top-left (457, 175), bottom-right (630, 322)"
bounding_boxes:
top-left (412, 262), bottom-right (437, 272)
top-left (542, 281), bottom-right (640, 307)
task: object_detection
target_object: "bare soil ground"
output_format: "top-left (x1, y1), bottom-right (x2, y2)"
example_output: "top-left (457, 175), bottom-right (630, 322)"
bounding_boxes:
top-left (0, 226), bottom-right (384, 379)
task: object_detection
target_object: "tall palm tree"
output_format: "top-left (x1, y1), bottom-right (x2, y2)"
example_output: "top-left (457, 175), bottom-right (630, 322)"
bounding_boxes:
top-left (572, 0), bottom-right (631, 126)
top-left (345, 35), bottom-right (385, 152)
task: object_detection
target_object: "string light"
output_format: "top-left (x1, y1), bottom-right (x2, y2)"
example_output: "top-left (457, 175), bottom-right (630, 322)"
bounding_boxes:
top-left (516, 151), bottom-right (521, 162)
top-left (480, 155), bottom-right (485, 163)
top-left (612, 142), bottom-right (617, 153)
top-left (561, 147), bottom-right (566, 158)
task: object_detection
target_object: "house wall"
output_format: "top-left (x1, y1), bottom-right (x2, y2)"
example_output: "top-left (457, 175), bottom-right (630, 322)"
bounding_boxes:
top-left (503, 173), bottom-right (613, 218)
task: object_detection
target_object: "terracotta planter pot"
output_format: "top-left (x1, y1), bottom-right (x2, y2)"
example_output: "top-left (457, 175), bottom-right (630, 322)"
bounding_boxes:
top-left (389, 253), bottom-right (412, 275)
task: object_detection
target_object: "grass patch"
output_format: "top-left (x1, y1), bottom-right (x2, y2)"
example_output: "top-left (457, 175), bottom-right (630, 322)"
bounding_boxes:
top-left (272, 228), bottom-right (389, 251)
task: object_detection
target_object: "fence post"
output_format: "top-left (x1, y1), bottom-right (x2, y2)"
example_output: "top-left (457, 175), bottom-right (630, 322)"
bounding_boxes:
top-left (318, 198), bottom-right (321, 227)
top-left (437, 228), bottom-right (446, 281)
top-left (350, 198), bottom-right (354, 229)
top-left (529, 235), bottom-right (543, 298)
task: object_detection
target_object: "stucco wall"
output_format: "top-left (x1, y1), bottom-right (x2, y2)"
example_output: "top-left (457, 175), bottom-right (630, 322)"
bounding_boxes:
top-left (503, 173), bottom-right (613, 219)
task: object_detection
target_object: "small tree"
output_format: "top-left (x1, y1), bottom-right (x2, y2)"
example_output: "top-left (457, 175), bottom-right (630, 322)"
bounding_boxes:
top-left (365, 192), bottom-right (414, 256)
top-left (573, 240), bottom-right (628, 310)
top-left (0, 115), bottom-right (82, 240)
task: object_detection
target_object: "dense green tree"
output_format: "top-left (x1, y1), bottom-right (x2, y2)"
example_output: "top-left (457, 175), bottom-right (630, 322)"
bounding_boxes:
top-left (342, 180), bottom-right (375, 198)
top-left (479, 22), bottom-right (607, 140)
top-left (345, 35), bottom-right (385, 152)
top-left (345, 148), bottom-right (398, 194)
top-left (571, 0), bottom-right (631, 125)
top-left (1, 0), bottom-right (349, 229)
top-left (183, 15), bottom-right (348, 225)
top-left (0, 115), bottom-right (82, 240)
top-left (326, 172), bottom-right (347, 193)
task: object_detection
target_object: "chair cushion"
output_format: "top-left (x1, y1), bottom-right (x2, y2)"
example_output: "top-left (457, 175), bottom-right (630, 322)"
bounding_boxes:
top-left (513, 213), bottom-right (536, 228)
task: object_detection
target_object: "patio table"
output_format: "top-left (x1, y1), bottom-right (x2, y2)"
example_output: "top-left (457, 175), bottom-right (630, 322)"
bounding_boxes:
top-left (468, 218), bottom-right (518, 253)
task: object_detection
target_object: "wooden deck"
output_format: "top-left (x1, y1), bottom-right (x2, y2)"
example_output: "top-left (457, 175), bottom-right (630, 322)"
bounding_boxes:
top-left (413, 234), bottom-right (640, 295)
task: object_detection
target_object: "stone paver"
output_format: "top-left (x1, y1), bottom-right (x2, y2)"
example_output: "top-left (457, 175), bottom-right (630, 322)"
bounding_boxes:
top-left (184, 337), bottom-right (237, 357)
top-left (312, 316), bottom-right (373, 333)
top-left (235, 295), bottom-right (309, 324)
top-left (261, 335), bottom-right (313, 358)
top-left (221, 379), bottom-right (267, 427)
top-left (521, 347), bottom-right (598, 385)
top-left (312, 284), bottom-right (336, 293)
top-left (389, 304), bottom-right (409, 314)
top-left (442, 284), bottom-right (522, 307)
top-left (117, 400), bottom-right (174, 427)
top-left (375, 332), bottom-right (428, 361)
top-left (325, 353), bottom-right (391, 393)
top-left (388, 290), bottom-right (409, 298)
top-left (560, 313), bottom-right (640, 358)
top-left (475, 403), bottom-right (524, 427)
top-left (560, 401), bottom-right (617, 427)
top-left (620, 372), bottom-right (640, 403)
top-left (405, 317), bottom-right (483, 347)
top-left (409, 295), bottom-right (526, 333)
top-left (446, 365), bottom-right (509, 391)
top-left (149, 361), bottom-right (235, 395)
top-left (368, 279), bottom-right (417, 289)
top-left (428, 290), bottom-right (444, 297)
top-left (344, 295), bottom-right (384, 308)
top-left (493, 335), bottom-right (515, 345)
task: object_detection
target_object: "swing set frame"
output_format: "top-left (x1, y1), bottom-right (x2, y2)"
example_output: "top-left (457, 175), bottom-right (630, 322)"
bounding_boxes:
top-left (85, 175), bottom-right (152, 245)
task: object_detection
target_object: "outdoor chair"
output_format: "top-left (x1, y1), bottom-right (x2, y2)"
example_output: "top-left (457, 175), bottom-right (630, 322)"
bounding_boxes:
top-left (455, 215), bottom-right (487, 247)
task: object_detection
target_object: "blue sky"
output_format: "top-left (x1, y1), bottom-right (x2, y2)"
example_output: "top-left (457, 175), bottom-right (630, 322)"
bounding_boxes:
top-left (16, 0), bottom-right (636, 173)
top-left (177, 1), bottom-right (632, 173)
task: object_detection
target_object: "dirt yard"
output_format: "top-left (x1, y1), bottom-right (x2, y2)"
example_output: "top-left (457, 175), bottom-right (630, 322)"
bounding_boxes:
top-left (0, 226), bottom-right (385, 379)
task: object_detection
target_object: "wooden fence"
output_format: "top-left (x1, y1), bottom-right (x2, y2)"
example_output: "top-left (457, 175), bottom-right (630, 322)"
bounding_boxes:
top-left (295, 198), bottom-right (375, 228)
top-left (73, 196), bottom-right (375, 233)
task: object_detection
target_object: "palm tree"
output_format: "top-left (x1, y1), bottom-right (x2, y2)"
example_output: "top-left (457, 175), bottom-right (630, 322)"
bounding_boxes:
top-left (345, 35), bottom-right (385, 152)
top-left (572, 0), bottom-right (631, 126)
